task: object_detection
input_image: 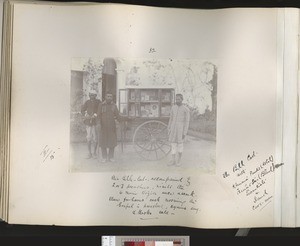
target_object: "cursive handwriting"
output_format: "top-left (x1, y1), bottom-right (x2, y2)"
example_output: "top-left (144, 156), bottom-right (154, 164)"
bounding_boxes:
top-left (223, 151), bottom-right (283, 212)
top-left (109, 175), bottom-right (200, 219)
top-left (40, 145), bottom-right (56, 163)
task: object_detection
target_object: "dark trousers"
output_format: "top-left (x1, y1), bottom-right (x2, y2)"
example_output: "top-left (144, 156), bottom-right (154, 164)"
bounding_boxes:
top-left (101, 147), bottom-right (114, 160)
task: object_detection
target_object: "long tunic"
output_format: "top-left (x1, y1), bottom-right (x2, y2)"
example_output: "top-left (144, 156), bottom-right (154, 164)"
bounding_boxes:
top-left (97, 101), bottom-right (121, 148)
top-left (168, 104), bottom-right (190, 143)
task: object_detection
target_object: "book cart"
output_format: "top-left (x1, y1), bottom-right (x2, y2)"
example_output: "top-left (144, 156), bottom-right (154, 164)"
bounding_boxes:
top-left (118, 87), bottom-right (175, 161)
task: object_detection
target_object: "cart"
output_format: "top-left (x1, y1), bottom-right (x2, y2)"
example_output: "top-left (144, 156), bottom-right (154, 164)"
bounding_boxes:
top-left (118, 87), bottom-right (175, 161)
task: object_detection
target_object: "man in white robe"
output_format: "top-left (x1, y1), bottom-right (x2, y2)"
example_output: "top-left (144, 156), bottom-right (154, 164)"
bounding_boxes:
top-left (167, 94), bottom-right (190, 166)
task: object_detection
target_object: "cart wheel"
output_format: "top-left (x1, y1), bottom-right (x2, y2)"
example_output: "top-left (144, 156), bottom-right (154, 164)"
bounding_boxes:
top-left (133, 120), bottom-right (171, 161)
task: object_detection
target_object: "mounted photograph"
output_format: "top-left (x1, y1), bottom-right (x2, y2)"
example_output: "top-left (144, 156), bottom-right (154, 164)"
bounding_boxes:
top-left (69, 58), bottom-right (217, 173)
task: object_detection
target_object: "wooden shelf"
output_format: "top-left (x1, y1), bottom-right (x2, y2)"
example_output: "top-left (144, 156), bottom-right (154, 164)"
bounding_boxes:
top-left (119, 88), bottom-right (174, 118)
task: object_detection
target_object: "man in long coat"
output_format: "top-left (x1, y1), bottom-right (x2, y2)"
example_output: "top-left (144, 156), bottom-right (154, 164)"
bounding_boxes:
top-left (97, 92), bottom-right (121, 163)
top-left (168, 93), bottom-right (190, 166)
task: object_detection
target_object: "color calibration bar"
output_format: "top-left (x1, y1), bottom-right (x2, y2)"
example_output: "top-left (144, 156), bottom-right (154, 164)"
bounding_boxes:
top-left (123, 241), bottom-right (182, 246)
top-left (102, 236), bottom-right (188, 246)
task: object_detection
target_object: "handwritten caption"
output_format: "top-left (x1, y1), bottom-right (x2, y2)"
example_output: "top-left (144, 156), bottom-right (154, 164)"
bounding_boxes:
top-left (40, 145), bottom-right (56, 163)
top-left (223, 151), bottom-right (283, 211)
top-left (108, 175), bottom-right (200, 220)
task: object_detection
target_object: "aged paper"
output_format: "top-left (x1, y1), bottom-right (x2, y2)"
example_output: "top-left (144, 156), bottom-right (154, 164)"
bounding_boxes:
top-left (296, 9), bottom-right (300, 228)
top-left (9, 2), bottom-right (281, 227)
top-left (281, 8), bottom-right (299, 227)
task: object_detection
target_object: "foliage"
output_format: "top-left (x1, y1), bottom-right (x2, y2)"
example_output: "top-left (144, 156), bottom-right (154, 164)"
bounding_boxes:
top-left (70, 112), bottom-right (86, 143)
top-left (71, 88), bottom-right (84, 113)
top-left (70, 59), bottom-right (103, 143)
top-left (125, 59), bottom-right (217, 117)
top-left (82, 58), bottom-right (103, 99)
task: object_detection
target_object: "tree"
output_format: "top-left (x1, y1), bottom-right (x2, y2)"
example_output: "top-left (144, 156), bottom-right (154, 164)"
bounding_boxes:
top-left (83, 58), bottom-right (103, 100)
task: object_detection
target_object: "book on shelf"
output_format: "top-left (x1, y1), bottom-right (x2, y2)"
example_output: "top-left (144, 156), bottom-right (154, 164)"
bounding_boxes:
top-left (1, 0), bottom-right (300, 229)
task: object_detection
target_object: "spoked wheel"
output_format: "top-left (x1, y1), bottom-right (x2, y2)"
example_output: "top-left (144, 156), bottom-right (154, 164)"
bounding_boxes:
top-left (133, 120), bottom-right (171, 161)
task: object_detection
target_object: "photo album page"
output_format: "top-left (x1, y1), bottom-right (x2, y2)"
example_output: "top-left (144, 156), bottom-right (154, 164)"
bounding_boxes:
top-left (5, 1), bottom-right (295, 228)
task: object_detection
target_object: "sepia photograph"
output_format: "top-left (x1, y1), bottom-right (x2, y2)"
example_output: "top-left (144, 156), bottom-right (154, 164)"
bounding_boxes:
top-left (69, 58), bottom-right (217, 173)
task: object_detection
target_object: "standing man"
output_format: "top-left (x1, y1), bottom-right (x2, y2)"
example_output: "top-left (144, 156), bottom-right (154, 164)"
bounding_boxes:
top-left (168, 93), bottom-right (190, 166)
top-left (97, 91), bottom-right (121, 163)
top-left (81, 89), bottom-right (101, 159)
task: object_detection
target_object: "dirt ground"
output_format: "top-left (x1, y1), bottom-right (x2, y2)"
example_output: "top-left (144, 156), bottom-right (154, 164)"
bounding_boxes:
top-left (69, 135), bottom-right (216, 173)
